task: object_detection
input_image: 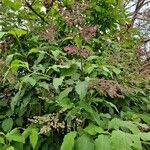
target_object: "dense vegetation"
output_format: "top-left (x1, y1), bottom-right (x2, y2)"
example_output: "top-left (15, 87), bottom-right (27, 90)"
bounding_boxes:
top-left (0, 0), bottom-right (150, 150)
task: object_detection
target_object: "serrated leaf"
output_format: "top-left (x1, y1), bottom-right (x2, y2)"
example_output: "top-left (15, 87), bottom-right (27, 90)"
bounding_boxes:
top-left (95, 135), bottom-right (111, 150)
top-left (75, 134), bottom-right (94, 150)
top-left (2, 118), bottom-right (13, 132)
top-left (75, 81), bottom-right (88, 100)
top-left (53, 77), bottom-right (64, 90)
top-left (61, 131), bottom-right (77, 150)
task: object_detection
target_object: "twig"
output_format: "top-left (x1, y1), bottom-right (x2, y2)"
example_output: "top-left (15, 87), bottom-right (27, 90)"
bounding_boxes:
top-left (24, 0), bottom-right (49, 24)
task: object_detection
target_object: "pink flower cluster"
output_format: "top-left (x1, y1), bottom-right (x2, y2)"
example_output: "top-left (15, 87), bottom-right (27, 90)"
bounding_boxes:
top-left (80, 26), bottom-right (97, 41)
top-left (64, 45), bottom-right (92, 57)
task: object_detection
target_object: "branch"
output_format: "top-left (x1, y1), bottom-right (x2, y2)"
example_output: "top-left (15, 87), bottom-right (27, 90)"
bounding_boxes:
top-left (131, 0), bottom-right (146, 26)
top-left (44, 0), bottom-right (56, 13)
top-left (24, 0), bottom-right (48, 24)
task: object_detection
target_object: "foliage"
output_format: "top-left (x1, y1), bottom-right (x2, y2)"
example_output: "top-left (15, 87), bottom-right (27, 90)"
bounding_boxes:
top-left (0, 0), bottom-right (149, 150)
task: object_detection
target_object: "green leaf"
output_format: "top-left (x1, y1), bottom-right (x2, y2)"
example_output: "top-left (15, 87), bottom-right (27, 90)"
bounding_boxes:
top-left (80, 101), bottom-right (101, 125)
top-left (11, 60), bottom-right (29, 70)
top-left (29, 128), bottom-right (38, 150)
top-left (58, 87), bottom-right (73, 102)
top-left (8, 29), bottom-right (27, 38)
top-left (11, 89), bottom-right (25, 111)
top-left (102, 66), bottom-right (110, 73)
top-left (128, 134), bottom-right (142, 150)
top-left (84, 123), bottom-right (103, 135)
top-left (6, 146), bottom-right (15, 150)
top-left (53, 77), bottom-right (64, 90)
top-left (74, 36), bottom-right (82, 48)
top-left (0, 137), bottom-right (5, 144)
top-left (108, 118), bottom-right (140, 134)
top-left (34, 52), bottom-right (45, 65)
top-left (95, 135), bottom-right (111, 150)
top-left (66, 107), bottom-right (81, 123)
top-left (75, 81), bottom-right (88, 100)
top-left (139, 114), bottom-right (150, 124)
top-left (61, 131), bottom-right (77, 150)
top-left (38, 82), bottom-right (49, 90)
top-left (112, 67), bottom-right (121, 75)
top-left (6, 128), bottom-right (25, 143)
top-left (105, 101), bottom-right (119, 113)
top-left (59, 98), bottom-right (74, 110)
top-left (111, 130), bottom-right (132, 150)
top-left (75, 134), bottom-right (94, 150)
top-left (21, 76), bottom-right (36, 86)
top-left (61, 64), bottom-right (78, 76)
top-left (28, 48), bottom-right (39, 55)
top-left (2, 118), bottom-right (13, 132)
top-left (140, 133), bottom-right (150, 141)
top-left (0, 32), bottom-right (6, 39)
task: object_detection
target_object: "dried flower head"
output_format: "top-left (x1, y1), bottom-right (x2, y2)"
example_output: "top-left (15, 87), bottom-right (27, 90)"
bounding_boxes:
top-left (89, 78), bottom-right (125, 99)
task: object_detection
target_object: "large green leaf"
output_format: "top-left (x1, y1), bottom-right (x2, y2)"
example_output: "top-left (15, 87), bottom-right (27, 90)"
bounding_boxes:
top-left (95, 135), bottom-right (112, 150)
top-left (75, 134), bottom-right (94, 150)
top-left (60, 131), bottom-right (77, 150)
top-left (111, 130), bottom-right (132, 150)
top-left (75, 81), bottom-right (88, 100)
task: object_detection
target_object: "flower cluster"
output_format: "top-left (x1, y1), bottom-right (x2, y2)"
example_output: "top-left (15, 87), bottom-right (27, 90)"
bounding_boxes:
top-left (89, 78), bottom-right (125, 99)
top-left (29, 113), bottom-right (65, 134)
top-left (29, 112), bottom-right (83, 134)
top-left (64, 45), bottom-right (93, 57)
top-left (59, 2), bottom-right (88, 26)
top-left (80, 26), bottom-right (97, 41)
top-left (39, 24), bottom-right (57, 43)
